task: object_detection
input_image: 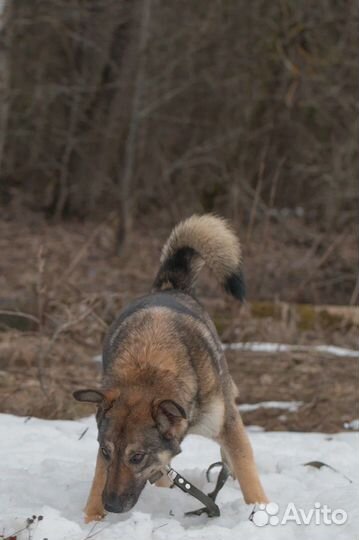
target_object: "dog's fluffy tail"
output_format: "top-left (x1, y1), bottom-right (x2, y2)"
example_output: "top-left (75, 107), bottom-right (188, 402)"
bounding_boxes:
top-left (152, 214), bottom-right (245, 301)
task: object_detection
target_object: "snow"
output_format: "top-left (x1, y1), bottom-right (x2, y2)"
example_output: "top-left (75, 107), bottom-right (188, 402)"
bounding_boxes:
top-left (223, 342), bottom-right (359, 358)
top-left (0, 414), bottom-right (358, 540)
top-left (344, 419), bottom-right (359, 431)
top-left (239, 401), bottom-right (303, 413)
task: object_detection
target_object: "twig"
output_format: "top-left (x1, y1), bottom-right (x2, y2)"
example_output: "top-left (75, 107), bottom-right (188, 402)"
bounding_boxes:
top-left (0, 0), bottom-right (11, 175)
top-left (116, 0), bottom-right (152, 254)
top-left (83, 523), bottom-right (110, 540)
top-left (350, 273), bottom-right (359, 305)
top-left (295, 233), bottom-right (346, 296)
top-left (262, 157), bottom-right (285, 244)
top-left (54, 61), bottom-right (81, 220)
top-left (36, 244), bottom-right (47, 331)
top-left (55, 220), bottom-right (108, 287)
top-left (82, 521), bottom-right (99, 540)
top-left (0, 310), bottom-right (40, 324)
top-left (3, 526), bottom-right (28, 540)
top-left (246, 143), bottom-right (268, 243)
top-left (78, 427), bottom-right (89, 440)
top-left (3, 515), bottom-right (42, 540)
top-left (153, 523), bottom-right (168, 531)
top-left (37, 304), bottom-right (96, 396)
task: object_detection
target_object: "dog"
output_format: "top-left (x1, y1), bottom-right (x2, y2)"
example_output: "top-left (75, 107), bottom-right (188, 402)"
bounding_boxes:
top-left (73, 214), bottom-right (268, 522)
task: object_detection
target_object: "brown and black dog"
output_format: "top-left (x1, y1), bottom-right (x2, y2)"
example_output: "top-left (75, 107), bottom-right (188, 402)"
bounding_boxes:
top-left (73, 214), bottom-right (268, 522)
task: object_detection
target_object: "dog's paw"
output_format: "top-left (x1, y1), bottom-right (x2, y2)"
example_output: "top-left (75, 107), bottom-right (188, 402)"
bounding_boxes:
top-left (84, 511), bottom-right (105, 523)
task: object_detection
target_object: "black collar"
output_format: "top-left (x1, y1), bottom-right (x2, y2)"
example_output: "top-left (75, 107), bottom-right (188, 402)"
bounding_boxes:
top-left (150, 462), bottom-right (230, 518)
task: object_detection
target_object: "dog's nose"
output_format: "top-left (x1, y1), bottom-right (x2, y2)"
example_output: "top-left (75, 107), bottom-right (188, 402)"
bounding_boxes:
top-left (104, 501), bottom-right (121, 513)
top-left (103, 493), bottom-right (135, 514)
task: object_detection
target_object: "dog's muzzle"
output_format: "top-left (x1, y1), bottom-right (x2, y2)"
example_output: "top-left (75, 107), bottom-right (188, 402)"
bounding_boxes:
top-left (103, 490), bottom-right (142, 514)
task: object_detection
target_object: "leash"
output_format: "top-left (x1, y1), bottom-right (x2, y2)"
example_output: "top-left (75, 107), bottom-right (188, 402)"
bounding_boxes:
top-left (150, 462), bottom-right (230, 517)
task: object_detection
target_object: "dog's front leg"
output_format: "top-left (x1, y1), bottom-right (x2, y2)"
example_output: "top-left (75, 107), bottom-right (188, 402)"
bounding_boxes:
top-left (84, 449), bottom-right (107, 523)
top-left (220, 413), bottom-right (269, 504)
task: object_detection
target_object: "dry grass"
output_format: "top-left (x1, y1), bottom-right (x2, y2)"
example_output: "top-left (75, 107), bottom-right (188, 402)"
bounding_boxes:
top-left (0, 331), bottom-right (100, 419)
top-left (0, 329), bottom-right (357, 432)
top-left (0, 215), bottom-right (357, 429)
top-left (228, 350), bottom-right (357, 433)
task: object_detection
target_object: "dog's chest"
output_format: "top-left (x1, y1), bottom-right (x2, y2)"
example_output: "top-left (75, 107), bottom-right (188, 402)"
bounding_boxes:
top-left (188, 397), bottom-right (225, 439)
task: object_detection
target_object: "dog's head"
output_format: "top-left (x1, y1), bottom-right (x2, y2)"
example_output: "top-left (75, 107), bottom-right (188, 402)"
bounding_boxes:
top-left (73, 387), bottom-right (188, 513)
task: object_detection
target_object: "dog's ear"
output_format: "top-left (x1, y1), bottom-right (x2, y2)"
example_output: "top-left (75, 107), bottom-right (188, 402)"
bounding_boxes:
top-left (152, 399), bottom-right (188, 440)
top-left (73, 389), bottom-right (105, 403)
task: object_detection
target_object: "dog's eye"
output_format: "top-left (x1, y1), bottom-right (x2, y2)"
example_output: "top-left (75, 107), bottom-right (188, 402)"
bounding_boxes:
top-left (129, 452), bottom-right (145, 465)
top-left (101, 446), bottom-right (111, 460)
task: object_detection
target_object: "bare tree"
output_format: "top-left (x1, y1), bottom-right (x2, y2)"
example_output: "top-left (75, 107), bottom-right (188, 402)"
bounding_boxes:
top-left (0, 0), bottom-right (356, 237)
top-left (116, 0), bottom-right (152, 254)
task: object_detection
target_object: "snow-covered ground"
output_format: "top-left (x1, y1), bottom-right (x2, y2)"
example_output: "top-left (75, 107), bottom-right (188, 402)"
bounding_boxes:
top-left (0, 414), bottom-right (358, 540)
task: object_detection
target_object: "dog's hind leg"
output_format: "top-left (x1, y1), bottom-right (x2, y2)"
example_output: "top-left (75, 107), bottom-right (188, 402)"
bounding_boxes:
top-left (219, 412), bottom-right (268, 504)
top-left (84, 450), bottom-right (107, 523)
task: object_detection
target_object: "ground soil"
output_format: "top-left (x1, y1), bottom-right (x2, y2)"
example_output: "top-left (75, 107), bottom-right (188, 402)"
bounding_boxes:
top-left (0, 332), bottom-right (357, 433)
top-left (228, 350), bottom-right (357, 433)
top-left (0, 215), bottom-right (357, 432)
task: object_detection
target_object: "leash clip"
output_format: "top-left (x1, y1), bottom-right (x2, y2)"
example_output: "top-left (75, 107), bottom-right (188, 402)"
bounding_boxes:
top-left (166, 462), bottom-right (230, 518)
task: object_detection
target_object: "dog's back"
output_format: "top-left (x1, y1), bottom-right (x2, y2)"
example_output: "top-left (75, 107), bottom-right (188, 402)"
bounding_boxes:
top-left (101, 214), bottom-right (243, 434)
